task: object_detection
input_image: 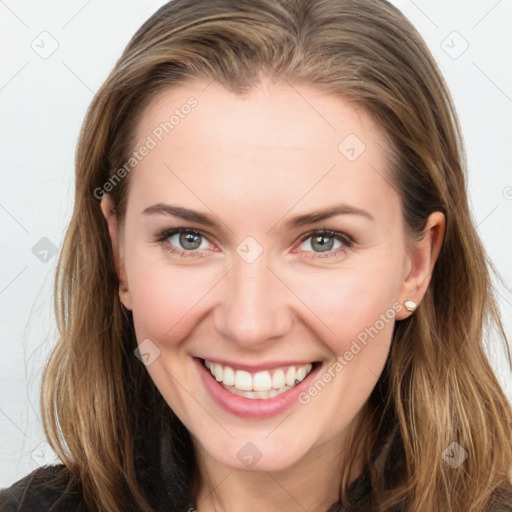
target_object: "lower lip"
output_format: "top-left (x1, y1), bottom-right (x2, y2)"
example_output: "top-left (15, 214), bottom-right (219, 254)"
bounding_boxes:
top-left (194, 357), bottom-right (321, 419)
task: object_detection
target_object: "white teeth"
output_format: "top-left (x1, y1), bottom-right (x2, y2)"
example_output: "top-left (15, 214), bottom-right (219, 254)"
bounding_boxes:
top-left (204, 359), bottom-right (315, 398)
top-left (285, 367), bottom-right (296, 387)
top-left (226, 385), bottom-right (292, 399)
top-left (272, 369), bottom-right (286, 389)
top-left (234, 370), bottom-right (253, 391)
top-left (253, 371), bottom-right (272, 391)
top-left (296, 366), bottom-right (306, 382)
top-left (223, 366), bottom-right (235, 386)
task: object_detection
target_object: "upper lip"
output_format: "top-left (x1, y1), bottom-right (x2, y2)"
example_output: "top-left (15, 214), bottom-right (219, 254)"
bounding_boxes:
top-left (197, 357), bottom-right (318, 373)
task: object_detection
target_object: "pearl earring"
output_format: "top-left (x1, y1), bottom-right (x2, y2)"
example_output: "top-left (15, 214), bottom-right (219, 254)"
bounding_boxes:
top-left (404, 300), bottom-right (417, 312)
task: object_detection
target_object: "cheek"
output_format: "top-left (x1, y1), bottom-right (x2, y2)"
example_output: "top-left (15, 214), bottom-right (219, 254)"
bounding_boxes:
top-left (292, 267), bottom-right (399, 429)
top-left (290, 257), bottom-right (402, 356)
top-left (125, 250), bottom-right (219, 342)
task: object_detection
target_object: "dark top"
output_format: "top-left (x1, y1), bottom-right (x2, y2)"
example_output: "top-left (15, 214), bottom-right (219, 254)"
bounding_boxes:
top-left (0, 466), bottom-right (371, 511)
top-left (0, 465), bottom-right (370, 511)
top-left (1, 422), bottom-right (511, 511)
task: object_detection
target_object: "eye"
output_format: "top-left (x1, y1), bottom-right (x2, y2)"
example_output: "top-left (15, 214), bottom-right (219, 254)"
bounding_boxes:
top-left (157, 228), bottom-right (213, 257)
top-left (295, 229), bottom-right (353, 259)
top-left (155, 227), bottom-right (353, 260)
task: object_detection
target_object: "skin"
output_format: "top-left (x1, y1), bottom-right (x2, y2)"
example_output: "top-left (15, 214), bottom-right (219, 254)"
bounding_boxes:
top-left (101, 78), bottom-right (444, 512)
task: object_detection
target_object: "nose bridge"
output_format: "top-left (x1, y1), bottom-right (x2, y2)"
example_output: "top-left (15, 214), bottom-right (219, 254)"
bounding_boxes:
top-left (213, 249), bottom-right (292, 347)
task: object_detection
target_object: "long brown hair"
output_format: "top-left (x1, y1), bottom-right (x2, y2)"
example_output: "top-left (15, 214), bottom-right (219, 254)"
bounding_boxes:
top-left (41, 1), bottom-right (512, 510)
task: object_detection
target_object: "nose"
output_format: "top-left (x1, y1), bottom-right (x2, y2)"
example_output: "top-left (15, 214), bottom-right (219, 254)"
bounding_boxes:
top-left (213, 250), bottom-right (293, 349)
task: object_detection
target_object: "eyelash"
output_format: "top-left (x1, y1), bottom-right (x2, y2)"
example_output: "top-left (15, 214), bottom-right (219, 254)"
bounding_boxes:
top-left (156, 227), bottom-right (353, 260)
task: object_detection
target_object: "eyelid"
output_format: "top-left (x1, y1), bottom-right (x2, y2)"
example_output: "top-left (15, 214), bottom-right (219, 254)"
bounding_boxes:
top-left (297, 228), bottom-right (353, 246)
top-left (157, 227), bottom-right (216, 244)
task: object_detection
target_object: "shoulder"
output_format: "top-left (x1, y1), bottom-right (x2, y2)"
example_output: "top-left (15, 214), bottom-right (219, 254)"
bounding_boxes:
top-left (0, 464), bottom-right (85, 512)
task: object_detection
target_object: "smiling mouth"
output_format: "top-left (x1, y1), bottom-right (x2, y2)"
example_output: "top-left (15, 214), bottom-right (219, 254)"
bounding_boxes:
top-left (201, 358), bottom-right (319, 400)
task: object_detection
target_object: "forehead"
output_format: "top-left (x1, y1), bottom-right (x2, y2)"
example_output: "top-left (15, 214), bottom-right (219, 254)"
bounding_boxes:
top-left (134, 79), bottom-right (385, 157)
top-left (127, 79), bottom-right (398, 225)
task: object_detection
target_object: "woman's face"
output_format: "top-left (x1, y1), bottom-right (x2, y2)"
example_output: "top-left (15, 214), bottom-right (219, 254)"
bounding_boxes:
top-left (102, 79), bottom-right (441, 473)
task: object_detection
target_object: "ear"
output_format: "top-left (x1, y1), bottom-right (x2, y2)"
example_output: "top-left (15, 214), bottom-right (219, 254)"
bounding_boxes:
top-left (100, 194), bottom-right (132, 310)
top-left (395, 211), bottom-right (445, 320)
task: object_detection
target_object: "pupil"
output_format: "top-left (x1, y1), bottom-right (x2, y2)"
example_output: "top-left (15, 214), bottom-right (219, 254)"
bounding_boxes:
top-left (312, 235), bottom-right (333, 252)
top-left (180, 232), bottom-right (201, 250)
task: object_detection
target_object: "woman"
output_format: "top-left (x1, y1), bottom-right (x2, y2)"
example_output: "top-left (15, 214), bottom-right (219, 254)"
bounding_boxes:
top-left (1, 0), bottom-right (511, 510)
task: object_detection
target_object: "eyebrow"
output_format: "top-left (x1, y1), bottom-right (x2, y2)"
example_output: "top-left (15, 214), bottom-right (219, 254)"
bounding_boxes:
top-left (142, 202), bottom-right (374, 229)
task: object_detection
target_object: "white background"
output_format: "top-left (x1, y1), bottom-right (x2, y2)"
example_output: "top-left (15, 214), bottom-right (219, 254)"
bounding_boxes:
top-left (1, 0), bottom-right (511, 488)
